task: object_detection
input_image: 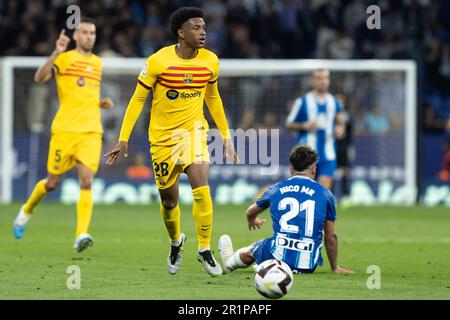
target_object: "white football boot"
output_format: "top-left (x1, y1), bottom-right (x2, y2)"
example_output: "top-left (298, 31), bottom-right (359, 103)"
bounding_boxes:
top-left (13, 205), bottom-right (30, 239)
top-left (167, 233), bottom-right (187, 275)
top-left (73, 233), bottom-right (94, 253)
top-left (197, 249), bottom-right (222, 277)
top-left (218, 234), bottom-right (235, 273)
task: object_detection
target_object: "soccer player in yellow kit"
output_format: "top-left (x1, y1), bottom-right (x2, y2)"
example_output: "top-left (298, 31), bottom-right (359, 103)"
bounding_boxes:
top-left (13, 19), bottom-right (114, 253)
top-left (105, 7), bottom-right (238, 276)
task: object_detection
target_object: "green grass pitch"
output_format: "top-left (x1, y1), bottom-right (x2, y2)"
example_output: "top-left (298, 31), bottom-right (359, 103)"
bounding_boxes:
top-left (0, 203), bottom-right (449, 299)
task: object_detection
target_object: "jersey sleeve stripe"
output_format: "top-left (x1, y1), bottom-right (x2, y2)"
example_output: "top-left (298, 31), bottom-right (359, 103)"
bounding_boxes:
top-left (138, 79), bottom-right (152, 90)
top-left (53, 64), bottom-right (61, 74)
top-left (208, 79), bottom-right (218, 84)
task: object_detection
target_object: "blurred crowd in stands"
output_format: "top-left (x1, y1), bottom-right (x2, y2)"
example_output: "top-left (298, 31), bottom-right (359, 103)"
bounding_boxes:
top-left (1, 0), bottom-right (449, 140)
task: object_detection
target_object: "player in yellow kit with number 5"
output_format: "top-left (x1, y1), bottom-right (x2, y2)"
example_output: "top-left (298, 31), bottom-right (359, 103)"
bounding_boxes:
top-left (105, 7), bottom-right (239, 276)
top-left (13, 18), bottom-right (114, 253)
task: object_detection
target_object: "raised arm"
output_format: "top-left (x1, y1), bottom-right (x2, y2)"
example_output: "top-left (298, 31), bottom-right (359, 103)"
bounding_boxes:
top-left (34, 30), bottom-right (70, 83)
top-left (104, 82), bottom-right (150, 165)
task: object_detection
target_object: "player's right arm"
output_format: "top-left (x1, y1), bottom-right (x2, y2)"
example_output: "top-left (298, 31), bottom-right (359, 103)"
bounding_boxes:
top-left (246, 183), bottom-right (279, 230)
top-left (34, 30), bottom-right (70, 83)
top-left (245, 203), bottom-right (266, 230)
top-left (105, 56), bottom-right (157, 165)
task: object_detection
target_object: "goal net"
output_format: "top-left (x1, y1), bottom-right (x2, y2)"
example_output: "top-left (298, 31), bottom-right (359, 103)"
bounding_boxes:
top-left (0, 57), bottom-right (417, 205)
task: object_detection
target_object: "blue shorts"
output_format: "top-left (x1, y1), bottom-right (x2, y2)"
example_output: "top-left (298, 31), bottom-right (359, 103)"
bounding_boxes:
top-left (251, 238), bottom-right (317, 274)
top-left (316, 160), bottom-right (336, 178)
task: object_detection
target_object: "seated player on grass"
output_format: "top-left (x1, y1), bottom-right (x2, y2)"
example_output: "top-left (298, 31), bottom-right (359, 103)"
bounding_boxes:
top-left (218, 144), bottom-right (353, 274)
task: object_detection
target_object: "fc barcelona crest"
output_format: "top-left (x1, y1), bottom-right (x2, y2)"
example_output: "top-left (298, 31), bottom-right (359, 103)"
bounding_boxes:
top-left (77, 77), bottom-right (85, 87)
top-left (183, 73), bottom-right (193, 83)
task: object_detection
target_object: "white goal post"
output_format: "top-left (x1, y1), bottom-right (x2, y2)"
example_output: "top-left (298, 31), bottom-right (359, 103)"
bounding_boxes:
top-left (0, 57), bottom-right (417, 204)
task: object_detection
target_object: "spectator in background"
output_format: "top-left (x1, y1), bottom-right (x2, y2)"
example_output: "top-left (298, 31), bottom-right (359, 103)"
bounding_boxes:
top-left (342, 0), bottom-right (365, 33)
top-left (439, 135), bottom-right (450, 182)
top-left (145, 2), bottom-right (165, 27)
top-left (364, 106), bottom-right (390, 135)
top-left (138, 26), bottom-right (166, 57)
top-left (256, 77), bottom-right (289, 125)
top-left (237, 78), bottom-right (261, 129)
top-left (1, 0), bottom-right (450, 151)
top-left (327, 26), bottom-right (354, 59)
top-left (423, 104), bottom-right (448, 133)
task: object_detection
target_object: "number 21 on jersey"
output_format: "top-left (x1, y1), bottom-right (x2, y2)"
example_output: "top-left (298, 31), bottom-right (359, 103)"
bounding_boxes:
top-left (278, 197), bottom-right (315, 236)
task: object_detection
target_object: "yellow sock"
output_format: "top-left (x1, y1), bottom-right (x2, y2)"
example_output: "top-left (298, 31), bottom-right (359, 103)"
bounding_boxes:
top-left (192, 186), bottom-right (213, 249)
top-left (76, 189), bottom-right (93, 238)
top-left (23, 179), bottom-right (48, 214)
top-left (160, 203), bottom-right (181, 241)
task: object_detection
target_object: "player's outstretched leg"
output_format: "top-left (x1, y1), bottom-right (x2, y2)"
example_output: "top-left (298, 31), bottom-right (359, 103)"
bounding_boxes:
top-left (218, 234), bottom-right (234, 273)
top-left (167, 232), bottom-right (187, 275)
top-left (13, 177), bottom-right (57, 239)
top-left (73, 233), bottom-right (94, 253)
top-left (218, 235), bottom-right (254, 273)
top-left (13, 205), bottom-right (31, 239)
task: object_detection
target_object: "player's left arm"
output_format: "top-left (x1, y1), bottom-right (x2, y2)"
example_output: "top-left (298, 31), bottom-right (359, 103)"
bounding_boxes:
top-left (205, 78), bottom-right (239, 164)
top-left (104, 82), bottom-right (150, 165)
top-left (335, 112), bottom-right (346, 139)
top-left (105, 56), bottom-right (157, 165)
top-left (324, 190), bottom-right (353, 274)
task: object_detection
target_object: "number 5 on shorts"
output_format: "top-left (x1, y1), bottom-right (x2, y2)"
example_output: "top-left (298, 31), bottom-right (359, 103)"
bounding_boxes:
top-left (54, 149), bottom-right (62, 163)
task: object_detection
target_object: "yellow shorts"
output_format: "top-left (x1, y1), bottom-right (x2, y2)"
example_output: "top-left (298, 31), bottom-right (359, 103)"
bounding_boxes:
top-left (150, 135), bottom-right (209, 189)
top-left (47, 131), bottom-right (102, 175)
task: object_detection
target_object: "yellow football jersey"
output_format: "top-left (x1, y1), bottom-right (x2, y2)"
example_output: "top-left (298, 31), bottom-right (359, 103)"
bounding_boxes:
top-left (52, 49), bottom-right (103, 133)
top-left (138, 44), bottom-right (219, 146)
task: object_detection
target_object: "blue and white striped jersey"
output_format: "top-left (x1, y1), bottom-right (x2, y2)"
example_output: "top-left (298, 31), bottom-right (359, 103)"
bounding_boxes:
top-left (256, 175), bottom-right (337, 270)
top-left (287, 91), bottom-right (342, 162)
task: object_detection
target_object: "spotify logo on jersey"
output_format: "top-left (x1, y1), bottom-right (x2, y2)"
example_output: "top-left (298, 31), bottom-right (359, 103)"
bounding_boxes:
top-left (166, 89), bottom-right (201, 100)
top-left (166, 90), bottom-right (179, 100)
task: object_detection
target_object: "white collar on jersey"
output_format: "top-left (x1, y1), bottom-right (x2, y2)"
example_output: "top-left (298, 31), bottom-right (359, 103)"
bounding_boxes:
top-left (288, 175), bottom-right (314, 182)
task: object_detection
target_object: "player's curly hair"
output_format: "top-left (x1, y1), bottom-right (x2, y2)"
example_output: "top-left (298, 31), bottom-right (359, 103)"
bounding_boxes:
top-left (169, 7), bottom-right (204, 38)
top-left (289, 144), bottom-right (318, 172)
